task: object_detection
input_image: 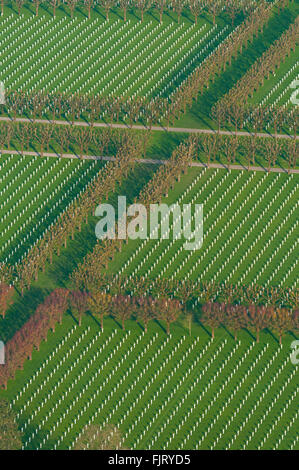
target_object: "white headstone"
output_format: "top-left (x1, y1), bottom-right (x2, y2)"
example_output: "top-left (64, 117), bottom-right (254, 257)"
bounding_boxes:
top-left (0, 82), bottom-right (5, 105)
top-left (0, 341), bottom-right (5, 365)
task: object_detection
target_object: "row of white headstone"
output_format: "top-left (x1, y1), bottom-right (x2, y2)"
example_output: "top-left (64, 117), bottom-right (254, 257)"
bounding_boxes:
top-left (226, 348), bottom-right (294, 449)
top-left (22, 329), bottom-right (129, 448)
top-left (1, 155), bottom-right (99, 266)
top-left (18, 327), bottom-right (103, 420)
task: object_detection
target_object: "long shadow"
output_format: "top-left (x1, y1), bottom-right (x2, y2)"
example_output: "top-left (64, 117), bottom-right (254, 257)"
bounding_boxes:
top-left (265, 328), bottom-right (279, 345)
top-left (113, 10), bottom-right (124, 22)
top-left (245, 328), bottom-right (256, 342)
top-left (174, 6), bottom-right (297, 128)
top-left (136, 321), bottom-right (145, 333)
top-left (199, 322), bottom-right (212, 338)
top-left (67, 310), bottom-right (79, 326)
top-left (111, 316), bottom-right (122, 330)
top-left (0, 286), bottom-right (47, 342)
top-left (88, 312), bottom-right (101, 329)
top-left (222, 325), bottom-right (235, 341)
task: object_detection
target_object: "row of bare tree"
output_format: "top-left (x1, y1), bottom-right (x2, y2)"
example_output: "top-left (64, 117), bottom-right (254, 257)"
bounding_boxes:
top-left (1, 285), bottom-right (298, 389)
top-left (71, 137), bottom-right (195, 291)
top-left (202, 302), bottom-right (298, 344)
top-left (0, 116), bottom-right (297, 173)
top-left (192, 132), bottom-right (298, 171)
top-left (1, 276), bottom-right (298, 321)
top-left (212, 103), bottom-right (298, 140)
top-left (4, 89), bottom-right (298, 137)
top-left (70, 275), bottom-right (299, 312)
top-left (0, 135), bottom-right (142, 293)
top-left (214, 17), bottom-right (299, 122)
top-left (0, 287), bottom-right (182, 388)
top-left (162, 0), bottom-right (281, 126)
top-left (2, 92), bottom-right (163, 129)
top-left (3, 0), bottom-right (260, 24)
top-left (0, 121), bottom-right (153, 158)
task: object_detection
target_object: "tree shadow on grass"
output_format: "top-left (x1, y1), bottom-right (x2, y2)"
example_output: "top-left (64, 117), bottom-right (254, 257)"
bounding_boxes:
top-left (136, 321), bottom-right (145, 333)
top-left (67, 310), bottom-right (80, 326)
top-left (199, 322), bottom-right (212, 339)
top-left (222, 325), bottom-right (235, 341)
top-left (175, 7), bottom-right (296, 128)
top-left (88, 312), bottom-right (102, 330)
top-left (290, 331), bottom-right (298, 341)
top-left (154, 319), bottom-right (166, 335)
top-left (245, 328), bottom-right (256, 342)
top-left (111, 316), bottom-right (122, 330)
top-left (0, 286), bottom-right (47, 343)
top-left (265, 328), bottom-right (279, 345)
top-left (148, 132), bottom-right (184, 160)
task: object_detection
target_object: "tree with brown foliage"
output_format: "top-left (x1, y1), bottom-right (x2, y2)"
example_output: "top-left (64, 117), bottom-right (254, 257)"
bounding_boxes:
top-left (88, 291), bottom-right (112, 331)
top-left (0, 284), bottom-right (14, 319)
top-left (155, 297), bottom-right (182, 335)
top-left (74, 424), bottom-right (127, 450)
top-left (247, 305), bottom-right (270, 343)
top-left (188, 0), bottom-right (204, 25)
top-left (66, 0), bottom-right (79, 18)
top-left (100, 0), bottom-right (115, 20)
top-left (226, 304), bottom-right (247, 341)
top-left (111, 295), bottom-right (134, 330)
top-left (15, 0), bottom-right (24, 15)
top-left (136, 296), bottom-right (156, 332)
top-left (135, 0), bottom-right (152, 21)
top-left (69, 290), bottom-right (88, 326)
top-left (119, 0), bottom-right (130, 21)
top-left (270, 307), bottom-right (293, 345)
top-left (202, 302), bottom-right (223, 340)
top-left (0, 399), bottom-right (22, 450)
top-left (84, 0), bottom-right (95, 19)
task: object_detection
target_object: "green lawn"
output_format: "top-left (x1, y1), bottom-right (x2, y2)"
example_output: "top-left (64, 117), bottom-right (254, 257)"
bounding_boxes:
top-left (0, 1), bottom-right (298, 452)
top-left (0, 161), bottom-right (156, 343)
top-left (0, 153), bottom-right (105, 265)
top-left (174, 2), bottom-right (299, 131)
top-left (108, 167), bottom-right (298, 290)
top-left (1, 5), bottom-right (229, 99)
top-left (0, 314), bottom-right (297, 450)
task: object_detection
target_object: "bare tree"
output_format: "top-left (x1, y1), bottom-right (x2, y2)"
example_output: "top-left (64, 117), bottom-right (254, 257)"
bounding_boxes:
top-left (15, 0), bottom-right (24, 15)
top-left (155, 0), bottom-right (166, 23)
top-left (84, 0), bottom-right (95, 19)
top-left (188, 0), bottom-right (205, 25)
top-left (100, 0), bottom-right (115, 20)
top-left (32, 0), bottom-right (44, 16)
top-left (66, 0), bottom-right (79, 18)
top-left (135, 0), bottom-right (152, 21)
top-left (173, 0), bottom-right (185, 24)
top-left (119, 0), bottom-right (130, 21)
top-left (49, 0), bottom-right (57, 18)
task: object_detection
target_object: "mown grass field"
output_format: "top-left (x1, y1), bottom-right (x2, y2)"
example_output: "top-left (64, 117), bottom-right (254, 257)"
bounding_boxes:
top-left (175, 1), bottom-right (299, 130)
top-left (1, 6), bottom-right (230, 99)
top-left (0, 161), bottom-right (155, 343)
top-left (108, 167), bottom-right (298, 290)
top-left (248, 45), bottom-right (299, 109)
top-left (0, 154), bottom-right (105, 265)
top-left (0, 315), bottom-right (297, 450)
top-left (0, 1), bottom-right (298, 452)
top-left (1, 2), bottom-right (297, 131)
